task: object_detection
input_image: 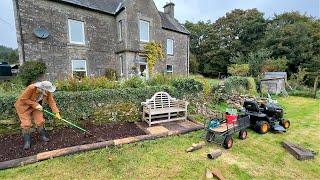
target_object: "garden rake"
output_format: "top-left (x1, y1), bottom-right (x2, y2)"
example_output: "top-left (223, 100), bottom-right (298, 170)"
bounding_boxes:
top-left (43, 109), bottom-right (105, 142)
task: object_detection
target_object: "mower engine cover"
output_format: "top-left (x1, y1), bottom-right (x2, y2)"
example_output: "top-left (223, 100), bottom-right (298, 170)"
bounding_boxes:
top-left (265, 102), bottom-right (284, 118)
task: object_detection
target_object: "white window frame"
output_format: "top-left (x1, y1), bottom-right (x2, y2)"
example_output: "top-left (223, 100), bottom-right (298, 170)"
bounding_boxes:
top-left (68, 19), bottom-right (85, 45)
top-left (120, 56), bottom-right (124, 77)
top-left (71, 60), bottom-right (87, 77)
top-left (166, 64), bottom-right (173, 74)
top-left (139, 20), bottom-right (150, 42)
top-left (167, 39), bottom-right (174, 55)
top-left (118, 20), bottom-right (123, 41)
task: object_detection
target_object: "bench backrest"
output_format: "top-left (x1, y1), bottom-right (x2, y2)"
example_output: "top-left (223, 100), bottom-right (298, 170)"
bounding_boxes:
top-left (146, 92), bottom-right (177, 109)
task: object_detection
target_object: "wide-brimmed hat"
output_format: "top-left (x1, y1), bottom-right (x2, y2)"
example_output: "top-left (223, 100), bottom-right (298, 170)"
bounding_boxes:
top-left (34, 81), bottom-right (56, 93)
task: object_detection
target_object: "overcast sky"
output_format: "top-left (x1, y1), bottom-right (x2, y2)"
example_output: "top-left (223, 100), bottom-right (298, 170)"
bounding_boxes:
top-left (0, 0), bottom-right (319, 49)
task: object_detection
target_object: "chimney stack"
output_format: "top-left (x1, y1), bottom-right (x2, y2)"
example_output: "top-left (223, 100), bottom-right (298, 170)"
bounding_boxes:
top-left (164, 2), bottom-right (175, 18)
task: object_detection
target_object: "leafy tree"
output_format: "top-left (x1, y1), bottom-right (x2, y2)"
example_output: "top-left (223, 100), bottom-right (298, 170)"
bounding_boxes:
top-left (189, 53), bottom-right (199, 74)
top-left (261, 57), bottom-right (288, 73)
top-left (228, 64), bottom-right (249, 76)
top-left (264, 12), bottom-right (316, 75)
top-left (0, 45), bottom-right (19, 64)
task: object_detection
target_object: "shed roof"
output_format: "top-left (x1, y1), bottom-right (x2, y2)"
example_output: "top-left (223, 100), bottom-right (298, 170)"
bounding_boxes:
top-left (264, 72), bottom-right (287, 79)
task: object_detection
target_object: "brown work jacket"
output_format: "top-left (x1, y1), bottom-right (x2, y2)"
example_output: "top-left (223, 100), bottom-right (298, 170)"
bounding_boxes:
top-left (14, 84), bottom-right (59, 114)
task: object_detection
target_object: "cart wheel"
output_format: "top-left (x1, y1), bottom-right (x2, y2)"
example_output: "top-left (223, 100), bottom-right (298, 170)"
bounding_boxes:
top-left (239, 130), bottom-right (248, 140)
top-left (280, 120), bottom-right (290, 129)
top-left (256, 121), bottom-right (270, 134)
top-left (223, 136), bottom-right (233, 149)
top-left (206, 132), bottom-right (215, 142)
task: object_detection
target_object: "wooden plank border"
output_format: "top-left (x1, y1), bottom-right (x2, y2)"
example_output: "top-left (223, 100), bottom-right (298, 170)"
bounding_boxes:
top-left (0, 125), bottom-right (203, 170)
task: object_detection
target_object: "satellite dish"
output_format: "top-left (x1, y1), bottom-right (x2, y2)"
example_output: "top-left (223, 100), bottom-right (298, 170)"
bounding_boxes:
top-left (33, 28), bottom-right (50, 39)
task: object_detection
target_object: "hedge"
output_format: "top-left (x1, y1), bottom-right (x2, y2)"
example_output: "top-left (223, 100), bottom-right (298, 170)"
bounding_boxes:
top-left (0, 86), bottom-right (182, 124)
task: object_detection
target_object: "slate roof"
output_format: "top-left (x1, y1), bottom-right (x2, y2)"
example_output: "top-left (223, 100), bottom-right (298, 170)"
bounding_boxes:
top-left (159, 12), bottom-right (190, 35)
top-left (57, 0), bottom-right (124, 14)
top-left (54, 0), bottom-right (189, 35)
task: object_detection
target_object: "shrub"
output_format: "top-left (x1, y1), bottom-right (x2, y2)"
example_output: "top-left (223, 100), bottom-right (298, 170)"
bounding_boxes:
top-left (224, 76), bottom-right (257, 95)
top-left (147, 73), bottom-right (173, 86)
top-left (0, 77), bottom-right (24, 95)
top-left (171, 78), bottom-right (203, 93)
top-left (289, 67), bottom-right (308, 89)
top-left (192, 75), bottom-right (211, 96)
top-left (121, 76), bottom-right (146, 88)
top-left (19, 61), bottom-right (46, 85)
top-left (56, 77), bottom-right (117, 91)
top-left (227, 64), bottom-right (249, 76)
top-left (0, 86), bottom-right (180, 124)
top-left (105, 68), bottom-right (118, 80)
top-left (93, 103), bottom-right (140, 124)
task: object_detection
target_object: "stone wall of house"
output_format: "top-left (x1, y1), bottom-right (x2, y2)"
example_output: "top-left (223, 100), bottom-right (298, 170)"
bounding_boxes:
top-left (13, 0), bottom-right (118, 80)
top-left (13, 0), bottom-right (189, 80)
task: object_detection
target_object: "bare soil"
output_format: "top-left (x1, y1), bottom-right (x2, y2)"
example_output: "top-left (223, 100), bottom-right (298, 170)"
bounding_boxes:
top-left (0, 122), bottom-right (146, 162)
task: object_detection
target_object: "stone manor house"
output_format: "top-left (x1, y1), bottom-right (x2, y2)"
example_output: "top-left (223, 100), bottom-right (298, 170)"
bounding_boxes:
top-left (13, 0), bottom-right (190, 80)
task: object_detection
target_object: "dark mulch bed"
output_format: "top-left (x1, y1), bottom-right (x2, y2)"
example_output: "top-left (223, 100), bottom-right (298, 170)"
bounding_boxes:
top-left (0, 122), bottom-right (146, 162)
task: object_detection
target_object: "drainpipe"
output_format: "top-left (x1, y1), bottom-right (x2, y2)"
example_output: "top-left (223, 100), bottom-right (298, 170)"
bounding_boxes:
top-left (187, 36), bottom-right (190, 76)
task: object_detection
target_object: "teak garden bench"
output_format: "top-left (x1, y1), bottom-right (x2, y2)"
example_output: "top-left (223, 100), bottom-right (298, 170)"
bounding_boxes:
top-left (142, 92), bottom-right (189, 126)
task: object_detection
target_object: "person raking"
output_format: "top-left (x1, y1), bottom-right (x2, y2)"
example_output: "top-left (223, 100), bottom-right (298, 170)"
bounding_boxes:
top-left (14, 81), bottom-right (61, 150)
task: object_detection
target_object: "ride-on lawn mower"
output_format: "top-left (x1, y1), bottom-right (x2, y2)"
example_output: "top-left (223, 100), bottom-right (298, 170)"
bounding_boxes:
top-left (243, 100), bottom-right (290, 134)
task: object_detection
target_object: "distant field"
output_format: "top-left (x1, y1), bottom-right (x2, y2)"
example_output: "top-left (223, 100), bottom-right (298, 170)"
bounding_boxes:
top-left (0, 96), bottom-right (319, 179)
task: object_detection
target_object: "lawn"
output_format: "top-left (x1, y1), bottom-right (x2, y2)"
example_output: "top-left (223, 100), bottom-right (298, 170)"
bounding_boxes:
top-left (0, 96), bottom-right (319, 179)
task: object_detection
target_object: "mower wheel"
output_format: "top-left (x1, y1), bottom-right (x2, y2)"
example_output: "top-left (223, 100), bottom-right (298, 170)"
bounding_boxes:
top-left (223, 136), bottom-right (233, 149)
top-left (256, 121), bottom-right (270, 134)
top-left (239, 130), bottom-right (248, 140)
top-left (280, 120), bottom-right (290, 129)
top-left (206, 132), bottom-right (215, 142)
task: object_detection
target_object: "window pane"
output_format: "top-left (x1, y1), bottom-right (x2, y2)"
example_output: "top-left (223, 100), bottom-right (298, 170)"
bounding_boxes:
top-left (167, 39), bottom-right (174, 55)
top-left (69, 20), bottom-right (85, 44)
top-left (167, 65), bottom-right (173, 72)
top-left (139, 20), bottom-right (149, 42)
top-left (118, 20), bottom-right (123, 41)
top-left (120, 56), bottom-right (124, 75)
top-left (72, 60), bottom-right (86, 71)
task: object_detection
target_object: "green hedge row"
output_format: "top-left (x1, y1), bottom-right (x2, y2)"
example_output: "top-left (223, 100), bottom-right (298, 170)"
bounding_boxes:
top-left (0, 86), bottom-right (181, 124)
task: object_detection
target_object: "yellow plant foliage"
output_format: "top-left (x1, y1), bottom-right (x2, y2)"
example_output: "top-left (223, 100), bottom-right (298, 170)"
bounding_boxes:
top-left (144, 41), bottom-right (164, 76)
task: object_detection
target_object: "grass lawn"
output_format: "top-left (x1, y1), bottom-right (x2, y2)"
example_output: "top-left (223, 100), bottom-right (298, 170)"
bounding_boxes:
top-left (0, 96), bottom-right (319, 179)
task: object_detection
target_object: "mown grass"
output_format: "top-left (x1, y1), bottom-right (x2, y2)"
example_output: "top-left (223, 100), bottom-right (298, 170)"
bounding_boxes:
top-left (0, 96), bottom-right (319, 179)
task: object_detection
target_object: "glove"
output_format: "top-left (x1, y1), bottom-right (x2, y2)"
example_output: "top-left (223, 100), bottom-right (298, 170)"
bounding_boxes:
top-left (35, 105), bottom-right (43, 111)
top-left (55, 113), bottom-right (62, 120)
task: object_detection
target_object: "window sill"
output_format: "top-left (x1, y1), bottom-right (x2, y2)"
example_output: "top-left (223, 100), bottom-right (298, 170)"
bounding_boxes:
top-left (68, 42), bottom-right (86, 46)
top-left (67, 43), bottom-right (88, 48)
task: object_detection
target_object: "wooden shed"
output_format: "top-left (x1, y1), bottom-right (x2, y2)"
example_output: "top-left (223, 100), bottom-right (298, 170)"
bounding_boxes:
top-left (260, 72), bottom-right (287, 94)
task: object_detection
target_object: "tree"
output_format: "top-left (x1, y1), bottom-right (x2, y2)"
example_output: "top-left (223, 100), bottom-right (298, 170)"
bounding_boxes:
top-left (0, 45), bottom-right (19, 64)
top-left (189, 53), bottom-right (199, 74)
top-left (227, 64), bottom-right (249, 76)
top-left (261, 57), bottom-right (288, 73)
top-left (185, 9), bottom-right (268, 77)
top-left (263, 12), bottom-right (317, 75)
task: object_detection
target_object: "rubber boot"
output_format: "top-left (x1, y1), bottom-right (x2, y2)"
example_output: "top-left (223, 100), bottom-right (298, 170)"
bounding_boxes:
top-left (22, 129), bottom-right (31, 150)
top-left (38, 126), bottom-right (50, 142)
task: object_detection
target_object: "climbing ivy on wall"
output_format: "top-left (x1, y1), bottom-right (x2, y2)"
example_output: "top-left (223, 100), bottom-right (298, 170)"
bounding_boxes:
top-left (144, 41), bottom-right (164, 76)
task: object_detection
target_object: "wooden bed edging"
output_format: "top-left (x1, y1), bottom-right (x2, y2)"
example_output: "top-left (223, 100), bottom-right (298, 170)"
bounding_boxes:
top-left (0, 125), bottom-right (203, 170)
